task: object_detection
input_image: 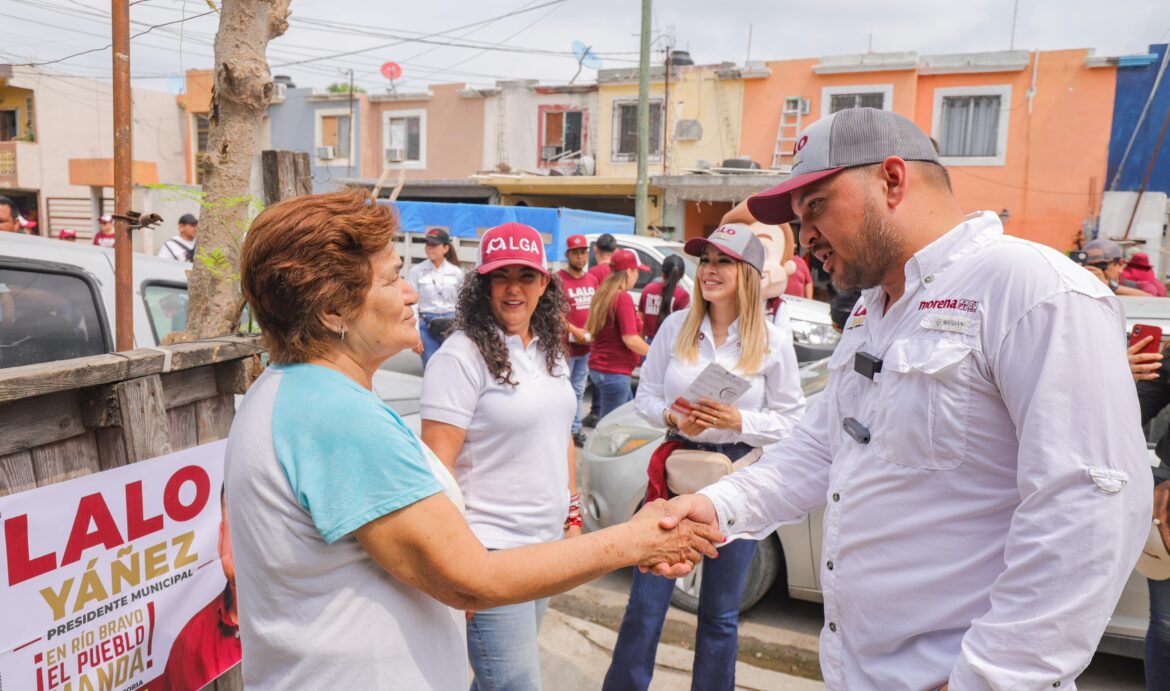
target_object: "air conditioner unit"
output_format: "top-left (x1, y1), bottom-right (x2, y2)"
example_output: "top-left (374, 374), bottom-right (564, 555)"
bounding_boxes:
top-left (316, 146), bottom-right (336, 160)
top-left (385, 147), bottom-right (407, 163)
top-left (783, 97), bottom-right (810, 116)
top-left (541, 145), bottom-right (562, 161)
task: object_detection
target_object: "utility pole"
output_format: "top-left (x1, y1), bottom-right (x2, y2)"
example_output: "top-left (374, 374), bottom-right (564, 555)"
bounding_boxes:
top-left (112, 0), bottom-right (133, 351)
top-left (347, 68), bottom-right (355, 176)
top-left (635, 0), bottom-right (652, 235)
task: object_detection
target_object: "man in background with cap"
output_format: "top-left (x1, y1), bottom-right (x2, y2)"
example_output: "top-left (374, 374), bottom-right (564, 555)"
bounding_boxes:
top-left (588, 232), bottom-right (619, 285)
top-left (159, 213), bottom-right (199, 261)
top-left (655, 107), bottom-right (1151, 689)
top-left (1082, 238), bottom-right (1154, 296)
top-left (556, 234), bottom-right (600, 447)
top-left (93, 214), bottom-right (116, 248)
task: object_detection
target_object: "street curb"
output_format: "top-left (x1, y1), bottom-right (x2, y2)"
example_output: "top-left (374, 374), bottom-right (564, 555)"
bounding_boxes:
top-left (551, 581), bottom-right (823, 681)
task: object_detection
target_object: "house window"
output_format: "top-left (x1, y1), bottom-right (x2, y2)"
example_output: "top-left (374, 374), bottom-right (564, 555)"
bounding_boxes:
top-left (541, 110), bottom-right (584, 162)
top-left (24, 96), bottom-right (35, 141)
top-left (319, 113), bottom-right (352, 161)
top-left (0, 111), bottom-right (18, 141)
top-left (820, 85), bottom-right (893, 117)
top-left (193, 114), bottom-right (210, 184)
top-left (612, 100), bottom-right (663, 162)
top-left (382, 109), bottom-right (426, 168)
top-left (931, 85), bottom-right (1012, 166)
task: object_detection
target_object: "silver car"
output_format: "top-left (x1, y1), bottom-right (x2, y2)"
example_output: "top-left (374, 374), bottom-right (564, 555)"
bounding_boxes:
top-left (578, 360), bottom-right (1151, 658)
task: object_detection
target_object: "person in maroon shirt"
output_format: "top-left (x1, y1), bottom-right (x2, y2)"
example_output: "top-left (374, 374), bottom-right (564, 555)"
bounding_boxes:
top-left (784, 253), bottom-right (814, 299)
top-left (154, 489), bottom-right (241, 691)
top-left (93, 214), bottom-right (116, 248)
top-left (587, 233), bottom-right (618, 285)
top-left (556, 234), bottom-right (600, 446)
top-left (639, 255), bottom-right (690, 341)
top-left (586, 249), bottom-right (649, 420)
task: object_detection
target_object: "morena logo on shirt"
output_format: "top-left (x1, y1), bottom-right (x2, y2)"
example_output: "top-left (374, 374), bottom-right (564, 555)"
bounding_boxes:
top-left (485, 235), bottom-right (541, 256)
top-left (917, 298), bottom-right (978, 313)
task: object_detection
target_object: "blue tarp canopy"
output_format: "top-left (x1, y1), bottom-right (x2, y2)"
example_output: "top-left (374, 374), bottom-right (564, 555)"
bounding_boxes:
top-left (384, 201), bottom-right (634, 260)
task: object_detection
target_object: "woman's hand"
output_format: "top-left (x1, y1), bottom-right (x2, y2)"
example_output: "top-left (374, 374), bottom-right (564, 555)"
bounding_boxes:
top-left (1156, 480), bottom-right (1170, 552)
top-left (626, 499), bottom-right (722, 572)
top-left (1128, 336), bottom-right (1162, 382)
top-left (692, 398), bottom-right (743, 432)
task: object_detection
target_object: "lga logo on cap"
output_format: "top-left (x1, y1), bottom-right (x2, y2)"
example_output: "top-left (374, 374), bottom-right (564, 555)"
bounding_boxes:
top-left (477, 222), bottom-right (548, 275)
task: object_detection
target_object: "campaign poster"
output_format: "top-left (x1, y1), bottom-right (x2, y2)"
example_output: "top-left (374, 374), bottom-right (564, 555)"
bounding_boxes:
top-left (0, 441), bottom-right (239, 691)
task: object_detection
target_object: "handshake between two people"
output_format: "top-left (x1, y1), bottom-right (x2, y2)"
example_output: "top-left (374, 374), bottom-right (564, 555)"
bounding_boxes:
top-left (628, 494), bottom-right (723, 578)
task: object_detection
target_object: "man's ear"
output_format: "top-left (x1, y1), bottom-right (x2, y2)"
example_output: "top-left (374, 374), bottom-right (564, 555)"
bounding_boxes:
top-left (879, 156), bottom-right (910, 210)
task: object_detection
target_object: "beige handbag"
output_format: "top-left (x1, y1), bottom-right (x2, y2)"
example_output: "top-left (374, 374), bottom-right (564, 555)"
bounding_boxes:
top-left (665, 447), bottom-right (763, 495)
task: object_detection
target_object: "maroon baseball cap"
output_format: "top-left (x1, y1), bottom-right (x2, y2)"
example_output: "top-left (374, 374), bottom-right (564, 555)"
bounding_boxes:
top-left (610, 249), bottom-right (649, 272)
top-left (566, 234), bottom-right (588, 251)
top-left (477, 222), bottom-right (548, 275)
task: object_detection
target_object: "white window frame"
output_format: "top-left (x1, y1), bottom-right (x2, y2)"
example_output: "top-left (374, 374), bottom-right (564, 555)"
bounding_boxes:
top-left (820, 84), bottom-right (894, 117)
top-left (314, 107), bottom-right (355, 166)
top-left (930, 84), bottom-right (1012, 167)
top-left (190, 113), bottom-right (210, 184)
top-left (611, 98), bottom-right (664, 163)
top-left (381, 108), bottom-right (427, 170)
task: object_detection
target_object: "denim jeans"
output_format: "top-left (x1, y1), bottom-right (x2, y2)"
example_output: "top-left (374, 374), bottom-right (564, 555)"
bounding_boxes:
top-left (468, 598), bottom-right (550, 691)
top-left (603, 538), bottom-right (758, 691)
top-left (1149, 576), bottom-right (1170, 691)
top-left (568, 354), bottom-right (590, 434)
top-left (589, 370), bottom-right (633, 421)
top-left (419, 311), bottom-right (455, 369)
top-left (604, 440), bottom-right (759, 691)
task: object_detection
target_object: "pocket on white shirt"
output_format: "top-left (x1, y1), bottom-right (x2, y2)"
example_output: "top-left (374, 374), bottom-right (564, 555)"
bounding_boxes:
top-left (873, 338), bottom-right (975, 470)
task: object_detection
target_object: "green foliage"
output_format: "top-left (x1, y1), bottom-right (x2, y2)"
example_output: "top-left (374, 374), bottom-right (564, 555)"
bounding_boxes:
top-left (326, 82), bottom-right (366, 94)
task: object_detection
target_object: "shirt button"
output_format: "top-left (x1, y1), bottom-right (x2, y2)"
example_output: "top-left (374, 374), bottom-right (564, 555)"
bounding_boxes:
top-left (828, 622), bottom-right (837, 632)
top-left (1053, 683), bottom-right (1061, 688)
top-left (727, 518), bottom-right (735, 526)
top-left (832, 492), bottom-right (840, 502)
top-left (827, 560), bottom-right (834, 570)
top-left (924, 275), bottom-right (934, 283)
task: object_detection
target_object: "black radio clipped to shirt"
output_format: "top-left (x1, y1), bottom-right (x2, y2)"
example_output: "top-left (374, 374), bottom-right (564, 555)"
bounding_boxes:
top-left (854, 351), bottom-right (883, 380)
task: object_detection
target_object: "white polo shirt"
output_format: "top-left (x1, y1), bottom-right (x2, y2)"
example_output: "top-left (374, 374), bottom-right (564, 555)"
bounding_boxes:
top-left (700, 211), bottom-right (1152, 690)
top-left (421, 330), bottom-right (576, 549)
top-left (635, 310), bottom-right (805, 448)
top-left (408, 259), bottom-right (464, 315)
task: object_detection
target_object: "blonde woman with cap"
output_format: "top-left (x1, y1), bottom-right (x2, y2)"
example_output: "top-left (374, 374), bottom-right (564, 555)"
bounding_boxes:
top-left (421, 222), bottom-right (584, 690)
top-left (604, 224), bottom-right (805, 691)
top-left (586, 248), bottom-right (651, 420)
top-left (409, 227), bottom-right (464, 367)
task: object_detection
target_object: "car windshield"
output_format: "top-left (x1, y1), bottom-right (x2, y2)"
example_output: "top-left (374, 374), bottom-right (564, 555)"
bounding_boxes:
top-left (658, 243), bottom-right (698, 281)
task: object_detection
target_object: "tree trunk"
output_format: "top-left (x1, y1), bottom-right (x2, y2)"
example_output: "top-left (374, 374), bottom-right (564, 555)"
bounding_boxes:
top-left (184, 0), bottom-right (292, 339)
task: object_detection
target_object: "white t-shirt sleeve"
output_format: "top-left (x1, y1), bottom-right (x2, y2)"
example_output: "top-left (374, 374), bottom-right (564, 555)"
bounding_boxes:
top-left (419, 339), bottom-right (486, 429)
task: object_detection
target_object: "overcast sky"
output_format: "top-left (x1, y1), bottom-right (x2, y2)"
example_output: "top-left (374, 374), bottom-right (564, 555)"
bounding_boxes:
top-left (2, 0), bottom-right (1168, 94)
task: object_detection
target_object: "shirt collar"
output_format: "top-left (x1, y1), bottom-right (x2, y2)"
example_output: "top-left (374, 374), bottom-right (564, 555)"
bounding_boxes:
top-left (699, 315), bottom-right (741, 345)
top-left (496, 326), bottom-right (541, 354)
top-left (903, 210), bottom-right (1002, 288)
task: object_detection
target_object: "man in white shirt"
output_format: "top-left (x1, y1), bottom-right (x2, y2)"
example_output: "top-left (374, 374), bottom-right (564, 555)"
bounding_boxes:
top-left (655, 107), bottom-right (1152, 690)
top-left (158, 213), bottom-right (198, 261)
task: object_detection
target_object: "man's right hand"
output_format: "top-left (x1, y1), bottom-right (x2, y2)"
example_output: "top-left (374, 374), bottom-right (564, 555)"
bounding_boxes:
top-left (644, 494), bottom-right (721, 578)
top-left (1128, 335), bottom-right (1162, 382)
top-left (1084, 264), bottom-right (1110, 286)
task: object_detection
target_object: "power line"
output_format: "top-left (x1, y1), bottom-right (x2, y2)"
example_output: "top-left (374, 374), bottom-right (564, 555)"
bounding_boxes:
top-left (270, 0), bottom-right (568, 68)
top-left (15, 9), bottom-right (218, 67)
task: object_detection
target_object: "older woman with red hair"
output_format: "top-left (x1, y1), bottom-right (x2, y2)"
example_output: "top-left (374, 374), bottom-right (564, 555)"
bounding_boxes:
top-left (225, 189), bottom-right (720, 689)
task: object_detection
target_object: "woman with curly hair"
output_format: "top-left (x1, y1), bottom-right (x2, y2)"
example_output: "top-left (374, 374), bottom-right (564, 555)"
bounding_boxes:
top-left (420, 221), bottom-right (579, 690)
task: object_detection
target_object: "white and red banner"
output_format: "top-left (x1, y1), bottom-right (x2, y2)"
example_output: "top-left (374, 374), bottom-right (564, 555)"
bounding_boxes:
top-left (0, 441), bottom-right (237, 691)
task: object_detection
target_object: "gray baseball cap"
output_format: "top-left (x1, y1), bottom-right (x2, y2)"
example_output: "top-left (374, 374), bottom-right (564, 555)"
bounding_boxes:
top-left (684, 223), bottom-right (766, 275)
top-left (748, 107), bottom-right (940, 225)
top-left (1083, 238), bottom-right (1123, 261)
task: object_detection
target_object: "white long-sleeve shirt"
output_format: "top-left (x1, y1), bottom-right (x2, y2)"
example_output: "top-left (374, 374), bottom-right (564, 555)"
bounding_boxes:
top-left (699, 211), bottom-right (1152, 690)
top-left (408, 258), bottom-right (464, 315)
top-left (635, 309), bottom-right (805, 448)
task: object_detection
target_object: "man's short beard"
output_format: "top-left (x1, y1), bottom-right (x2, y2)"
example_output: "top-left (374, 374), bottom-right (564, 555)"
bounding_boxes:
top-left (831, 200), bottom-right (906, 291)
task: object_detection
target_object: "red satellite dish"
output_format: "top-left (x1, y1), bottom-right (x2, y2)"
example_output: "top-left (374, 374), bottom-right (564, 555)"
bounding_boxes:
top-left (381, 62), bottom-right (403, 80)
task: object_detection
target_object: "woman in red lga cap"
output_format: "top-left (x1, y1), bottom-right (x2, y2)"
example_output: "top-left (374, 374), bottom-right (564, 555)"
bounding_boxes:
top-left (586, 248), bottom-right (651, 420)
top-left (420, 221), bottom-right (581, 689)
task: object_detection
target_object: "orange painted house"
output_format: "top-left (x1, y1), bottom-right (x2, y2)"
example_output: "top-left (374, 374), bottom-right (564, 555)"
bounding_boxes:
top-left (739, 49), bottom-right (1117, 250)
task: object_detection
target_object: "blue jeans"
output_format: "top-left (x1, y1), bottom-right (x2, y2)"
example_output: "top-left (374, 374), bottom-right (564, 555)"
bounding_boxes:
top-left (590, 370), bottom-right (633, 421)
top-left (1149, 576), bottom-right (1170, 691)
top-left (568, 355), bottom-right (590, 433)
top-left (419, 311), bottom-right (455, 369)
top-left (603, 538), bottom-right (758, 691)
top-left (468, 598), bottom-right (550, 691)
